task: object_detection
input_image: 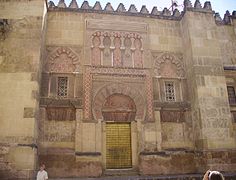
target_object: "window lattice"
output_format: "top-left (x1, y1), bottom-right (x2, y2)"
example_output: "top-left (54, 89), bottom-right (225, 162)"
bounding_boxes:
top-left (227, 86), bottom-right (236, 104)
top-left (165, 82), bottom-right (175, 102)
top-left (57, 77), bottom-right (68, 97)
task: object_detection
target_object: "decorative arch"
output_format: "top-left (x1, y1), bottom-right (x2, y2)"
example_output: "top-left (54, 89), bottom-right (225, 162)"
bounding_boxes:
top-left (93, 83), bottom-right (146, 121)
top-left (153, 53), bottom-right (185, 78)
top-left (102, 93), bottom-right (136, 122)
top-left (46, 47), bottom-right (79, 73)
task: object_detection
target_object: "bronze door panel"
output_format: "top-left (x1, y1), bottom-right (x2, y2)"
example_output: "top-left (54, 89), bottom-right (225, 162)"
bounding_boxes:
top-left (106, 123), bottom-right (132, 169)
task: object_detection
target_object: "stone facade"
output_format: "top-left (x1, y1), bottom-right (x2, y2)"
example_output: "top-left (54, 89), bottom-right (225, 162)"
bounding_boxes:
top-left (0, 0), bottom-right (236, 179)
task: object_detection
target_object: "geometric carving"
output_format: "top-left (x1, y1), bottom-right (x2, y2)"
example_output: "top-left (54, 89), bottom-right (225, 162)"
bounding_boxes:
top-left (83, 66), bottom-right (154, 122)
top-left (153, 52), bottom-right (185, 78)
top-left (46, 47), bottom-right (79, 73)
top-left (83, 67), bottom-right (92, 120)
top-left (113, 36), bottom-right (122, 66)
top-left (145, 73), bottom-right (154, 121)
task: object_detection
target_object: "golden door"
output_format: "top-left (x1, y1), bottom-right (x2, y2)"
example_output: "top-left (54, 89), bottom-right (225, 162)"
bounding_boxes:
top-left (106, 123), bottom-right (132, 169)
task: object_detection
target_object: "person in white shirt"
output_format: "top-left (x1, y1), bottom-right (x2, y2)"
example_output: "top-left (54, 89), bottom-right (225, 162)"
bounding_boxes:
top-left (36, 164), bottom-right (48, 180)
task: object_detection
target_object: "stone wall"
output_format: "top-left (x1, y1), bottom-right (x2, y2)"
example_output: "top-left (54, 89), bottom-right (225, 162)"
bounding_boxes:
top-left (1, 0), bottom-right (236, 178)
top-left (0, 0), bottom-right (47, 178)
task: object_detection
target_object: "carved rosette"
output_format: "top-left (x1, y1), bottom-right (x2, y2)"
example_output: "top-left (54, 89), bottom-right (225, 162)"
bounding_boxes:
top-left (45, 47), bottom-right (80, 73)
top-left (153, 52), bottom-right (185, 78)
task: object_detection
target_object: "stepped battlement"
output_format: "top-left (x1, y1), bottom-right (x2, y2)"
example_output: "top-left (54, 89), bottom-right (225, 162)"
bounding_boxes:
top-left (48, 0), bottom-right (236, 24)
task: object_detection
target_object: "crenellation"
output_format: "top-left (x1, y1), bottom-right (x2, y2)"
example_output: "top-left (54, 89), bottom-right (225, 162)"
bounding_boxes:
top-left (203, 1), bottom-right (212, 11)
top-left (162, 8), bottom-right (171, 16)
top-left (81, 1), bottom-right (90, 9)
top-left (140, 5), bottom-right (149, 14)
top-left (69, 0), bottom-right (79, 9)
top-left (93, 1), bottom-right (102, 11)
top-left (48, 1), bottom-right (55, 8)
top-left (173, 9), bottom-right (181, 17)
top-left (128, 4), bottom-right (138, 13)
top-left (194, 0), bottom-right (202, 9)
top-left (57, 0), bottom-right (66, 8)
top-left (223, 10), bottom-right (231, 25)
top-left (44, 1), bottom-right (232, 23)
top-left (104, 3), bottom-right (114, 12)
top-left (214, 13), bottom-right (223, 23)
top-left (151, 7), bottom-right (159, 16)
top-left (184, 0), bottom-right (193, 9)
top-left (232, 11), bottom-right (236, 18)
top-left (116, 3), bottom-right (126, 12)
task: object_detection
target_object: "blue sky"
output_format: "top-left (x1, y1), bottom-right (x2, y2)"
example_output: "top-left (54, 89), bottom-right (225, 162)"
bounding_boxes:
top-left (52, 0), bottom-right (236, 17)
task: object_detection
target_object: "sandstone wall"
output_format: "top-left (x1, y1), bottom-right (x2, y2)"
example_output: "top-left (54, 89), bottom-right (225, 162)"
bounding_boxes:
top-left (1, 0), bottom-right (236, 178)
top-left (0, 0), bottom-right (46, 178)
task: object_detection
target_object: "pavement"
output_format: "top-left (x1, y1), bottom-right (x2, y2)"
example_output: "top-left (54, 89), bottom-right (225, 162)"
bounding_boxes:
top-left (49, 174), bottom-right (203, 180)
top-left (49, 173), bottom-right (236, 180)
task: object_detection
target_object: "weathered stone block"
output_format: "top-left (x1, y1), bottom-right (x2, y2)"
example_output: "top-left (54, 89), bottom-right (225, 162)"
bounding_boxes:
top-left (23, 107), bottom-right (35, 118)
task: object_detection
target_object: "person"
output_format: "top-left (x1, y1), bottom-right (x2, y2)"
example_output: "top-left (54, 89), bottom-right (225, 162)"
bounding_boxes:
top-left (203, 170), bottom-right (225, 180)
top-left (36, 164), bottom-right (48, 180)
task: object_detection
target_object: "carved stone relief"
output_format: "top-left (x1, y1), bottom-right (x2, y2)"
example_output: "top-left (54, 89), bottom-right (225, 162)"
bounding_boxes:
top-left (123, 37), bottom-right (132, 67)
top-left (91, 33), bottom-right (101, 66)
top-left (113, 36), bottom-right (122, 67)
top-left (153, 52), bottom-right (185, 78)
top-left (103, 36), bottom-right (112, 66)
top-left (134, 38), bottom-right (143, 68)
top-left (45, 47), bottom-right (80, 73)
top-left (93, 82), bottom-right (145, 121)
top-left (83, 66), bottom-right (154, 121)
top-left (91, 31), bottom-right (143, 68)
top-left (102, 93), bottom-right (136, 121)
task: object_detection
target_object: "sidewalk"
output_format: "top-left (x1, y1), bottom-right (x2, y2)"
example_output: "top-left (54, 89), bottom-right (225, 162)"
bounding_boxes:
top-left (49, 173), bottom-right (236, 180)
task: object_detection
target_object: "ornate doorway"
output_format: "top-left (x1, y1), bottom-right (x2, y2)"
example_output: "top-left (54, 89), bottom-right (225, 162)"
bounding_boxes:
top-left (102, 94), bottom-right (136, 169)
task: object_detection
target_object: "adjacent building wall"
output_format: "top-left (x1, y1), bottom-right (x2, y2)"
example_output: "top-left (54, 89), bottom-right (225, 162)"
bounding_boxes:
top-left (0, 0), bottom-right (47, 178)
